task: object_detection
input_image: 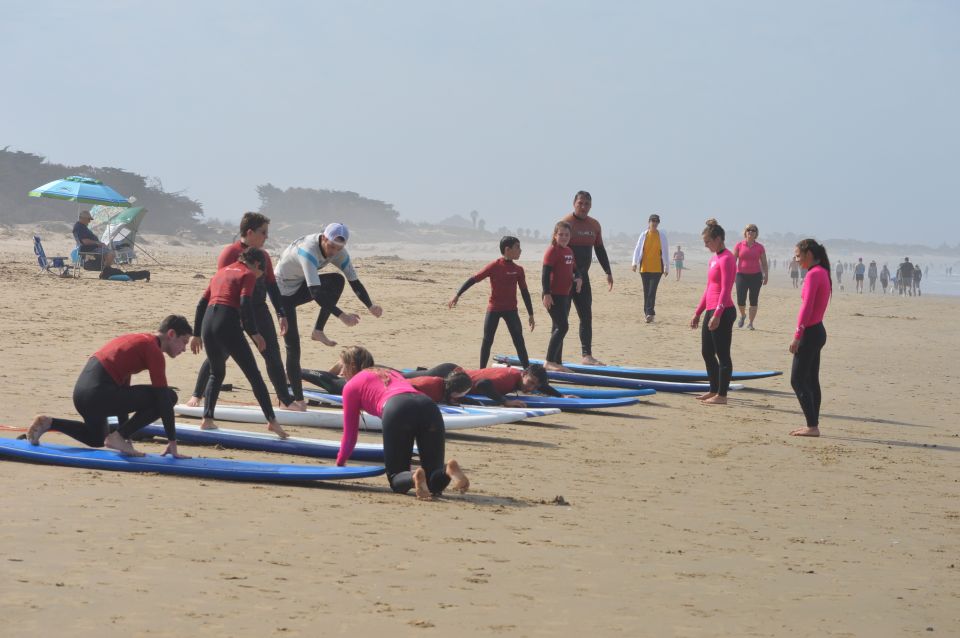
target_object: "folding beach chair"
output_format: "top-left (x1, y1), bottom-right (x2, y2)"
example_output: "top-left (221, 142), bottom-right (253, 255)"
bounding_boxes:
top-left (33, 235), bottom-right (70, 277)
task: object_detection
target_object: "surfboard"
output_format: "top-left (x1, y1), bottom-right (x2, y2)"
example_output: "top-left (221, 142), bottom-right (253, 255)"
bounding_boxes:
top-left (495, 355), bottom-right (781, 382)
top-left (0, 438), bottom-right (384, 482)
top-left (555, 387), bottom-right (656, 399)
top-left (465, 394), bottom-right (641, 410)
top-left (136, 424), bottom-right (386, 461)
top-left (174, 403), bottom-right (558, 431)
top-left (301, 390), bottom-right (566, 418)
top-left (543, 369), bottom-right (744, 393)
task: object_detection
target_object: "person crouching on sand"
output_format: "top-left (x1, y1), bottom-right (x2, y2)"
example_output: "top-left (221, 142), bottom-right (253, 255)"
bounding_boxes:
top-left (28, 315), bottom-right (194, 458)
top-left (337, 346), bottom-right (469, 500)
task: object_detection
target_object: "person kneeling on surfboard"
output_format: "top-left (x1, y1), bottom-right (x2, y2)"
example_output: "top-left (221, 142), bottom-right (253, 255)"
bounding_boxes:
top-left (337, 346), bottom-right (469, 500)
top-left (405, 363), bottom-right (562, 408)
top-left (27, 315), bottom-right (194, 458)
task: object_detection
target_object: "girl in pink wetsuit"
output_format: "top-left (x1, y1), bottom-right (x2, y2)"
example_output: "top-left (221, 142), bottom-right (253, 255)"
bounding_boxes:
top-left (689, 219), bottom-right (737, 405)
top-left (788, 239), bottom-right (832, 437)
top-left (732, 223), bottom-right (769, 330)
top-left (337, 346), bottom-right (469, 499)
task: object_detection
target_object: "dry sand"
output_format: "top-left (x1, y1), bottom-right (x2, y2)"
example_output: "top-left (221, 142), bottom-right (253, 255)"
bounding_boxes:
top-left (1, 229), bottom-right (958, 637)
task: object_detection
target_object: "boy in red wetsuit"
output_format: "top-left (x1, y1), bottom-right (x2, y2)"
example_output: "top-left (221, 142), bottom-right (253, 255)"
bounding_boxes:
top-left (448, 236), bottom-right (535, 368)
top-left (27, 315), bottom-right (194, 457)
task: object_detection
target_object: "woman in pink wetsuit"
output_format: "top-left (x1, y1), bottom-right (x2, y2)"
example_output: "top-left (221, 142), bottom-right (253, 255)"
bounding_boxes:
top-left (689, 219), bottom-right (737, 405)
top-left (732, 223), bottom-right (769, 330)
top-left (336, 346), bottom-right (470, 499)
top-left (788, 239), bottom-right (832, 437)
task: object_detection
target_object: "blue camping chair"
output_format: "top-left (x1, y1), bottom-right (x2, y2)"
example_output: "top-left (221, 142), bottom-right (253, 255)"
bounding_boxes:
top-left (33, 235), bottom-right (70, 277)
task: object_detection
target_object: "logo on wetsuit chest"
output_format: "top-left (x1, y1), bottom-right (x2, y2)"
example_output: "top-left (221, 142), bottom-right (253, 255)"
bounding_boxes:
top-left (563, 255), bottom-right (574, 265)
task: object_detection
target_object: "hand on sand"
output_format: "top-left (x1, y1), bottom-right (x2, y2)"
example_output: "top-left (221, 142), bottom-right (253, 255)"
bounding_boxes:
top-left (368, 304), bottom-right (383, 318)
top-left (161, 442), bottom-right (191, 459)
top-left (339, 313), bottom-right (361, 327)
top-left (504, 399), bottom-right (528, 408)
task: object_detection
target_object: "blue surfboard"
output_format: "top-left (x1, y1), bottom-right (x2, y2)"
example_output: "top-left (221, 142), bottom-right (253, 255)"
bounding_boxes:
top-left (0, 438), bottom-right (385, 482)
top-left (495, 355), bottom-right (781, 382)
top-left (544, 369), bottom-right (744, 393)
top-left (136, 424), bottom-right (387, 462)
top-left (301, 390), bottom-right (561, 419)
top-left (465, 394), bottom-right (640, 410)
top-left (555, 386), bottom-right (656, 399)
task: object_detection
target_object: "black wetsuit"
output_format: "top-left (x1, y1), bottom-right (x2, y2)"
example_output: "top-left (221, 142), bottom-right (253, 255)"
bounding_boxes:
top-left (791, 322), bottom-right (826, 428)
top-left (701, 307), bottom-right (737, 396)
top-left (382, 393), bottom-right (451, 495)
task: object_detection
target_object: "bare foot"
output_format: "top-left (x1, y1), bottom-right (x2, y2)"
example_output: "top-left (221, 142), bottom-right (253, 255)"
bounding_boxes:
top-left (284, 400), bottom-right (307, 412)
top-left (200, 418), bottom-right (219, 431)
top-left (544, 362), bottom-right (573, 373)
top-left (185, 395), bottom-right (201, 408)
top-left (581, 355), bottom-right (605, 366)
top-left (104, 431), bottom-right (146, 457)
top-left (412, 467), bottom-right (432, 500)
top-left (267, 420), bottom-right (289, 439)
top-left (446, 459), bottom-right (470, 494)
top-left (695, 392), bottom-right (716, 401)
top-left (27, 415), bottom-right (52, 445)
top-left (311, 330), bottom-right (337, 347)
top-left (703, 395), bottom-right (728, 405)
top-left (789, 426), bottom-right (820, 437)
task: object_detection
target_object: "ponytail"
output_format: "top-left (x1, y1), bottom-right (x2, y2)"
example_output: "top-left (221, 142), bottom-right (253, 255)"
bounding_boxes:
top-left (702, 218), bottom-right (725, 242)
top-left (340, 345), bottom-right (392, 386)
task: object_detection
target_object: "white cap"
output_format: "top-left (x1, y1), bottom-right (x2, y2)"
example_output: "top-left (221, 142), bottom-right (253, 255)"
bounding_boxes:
top-left (322, 222), bottom-right (349, 243)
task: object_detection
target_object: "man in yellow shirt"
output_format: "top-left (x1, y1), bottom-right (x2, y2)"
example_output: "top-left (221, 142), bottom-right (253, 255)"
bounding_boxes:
top-left (631, 214), bottom-right (669, 323)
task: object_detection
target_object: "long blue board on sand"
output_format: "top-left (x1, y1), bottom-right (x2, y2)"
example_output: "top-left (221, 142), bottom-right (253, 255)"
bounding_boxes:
top-left (542, 369), bottom-right (744, 393)
top-left (546, 386), bottom-right (655, 399)
top-left (0, 438), bottom-right (385, 482)
top-left (136, 424), bottom-right (387, 462)
top-left (465, 394), bottom-right (641, 410)
top-left (495, 355), bottom-right (781, 382)
top-left (301, 390), bottom-right (566, 418)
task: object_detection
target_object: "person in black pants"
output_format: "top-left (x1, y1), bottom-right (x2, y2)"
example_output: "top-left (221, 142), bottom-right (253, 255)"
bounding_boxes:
top-left (701, 307), bottom-right (737, 397)
top-left (191, 247), bottom-right (288, 439)
top-left (185, 213), bottom-right (301, 411)
top-left (542, 221), bottom-right (582, 370)
top-left (27, 315), bottom-right (194, 457)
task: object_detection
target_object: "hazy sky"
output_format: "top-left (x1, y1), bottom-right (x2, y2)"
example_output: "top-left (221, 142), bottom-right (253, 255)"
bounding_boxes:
top-left (2, 1), bottom-right (958, 245)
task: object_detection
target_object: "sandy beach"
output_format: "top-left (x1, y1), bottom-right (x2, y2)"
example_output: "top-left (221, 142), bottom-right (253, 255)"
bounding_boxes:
top-left (1, 229), bottom-right (958, 637)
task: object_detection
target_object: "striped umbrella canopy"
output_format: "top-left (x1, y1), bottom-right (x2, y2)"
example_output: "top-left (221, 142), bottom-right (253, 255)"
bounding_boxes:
top-left (29, 175), bottom-right (131, 207)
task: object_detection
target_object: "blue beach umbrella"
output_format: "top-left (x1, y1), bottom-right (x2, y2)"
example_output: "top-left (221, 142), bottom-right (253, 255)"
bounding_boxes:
top-left (29, 175), bottom-right (131, 207)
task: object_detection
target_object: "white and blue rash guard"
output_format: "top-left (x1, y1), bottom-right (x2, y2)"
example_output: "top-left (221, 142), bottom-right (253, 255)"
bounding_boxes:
top-left (274, 233), bottom-right (372, 310)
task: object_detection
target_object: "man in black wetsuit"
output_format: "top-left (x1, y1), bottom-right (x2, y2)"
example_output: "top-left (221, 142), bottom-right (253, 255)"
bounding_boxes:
top-left (560, 191), bottom-right (613, 366)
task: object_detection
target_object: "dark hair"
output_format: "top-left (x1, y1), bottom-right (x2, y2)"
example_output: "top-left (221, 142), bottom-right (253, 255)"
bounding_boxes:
top-left (240, 212), bottom-right (270, 237)
top-left (443, 371), bottom-right (473, 402)
top-left (159, 314), bottom-right (193, 336)
top-left (796, 238), bottom-right (832, 291)
top-left (573, 190), bottom-right (591, 203)
top-left (551, 221), bottom-right (572, 246)
top-left (238, 246), bottom-right (266, 271)
top-left (500, 236), bottom-right (520, 255)
top-left (702, 218), bottom-right (725, 242)
top-left (523, 364), bottom-right (549, 390)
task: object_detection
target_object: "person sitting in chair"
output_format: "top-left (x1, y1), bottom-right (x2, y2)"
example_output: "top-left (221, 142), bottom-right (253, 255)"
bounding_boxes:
top-left (73, 210), bottom-right (150, 281)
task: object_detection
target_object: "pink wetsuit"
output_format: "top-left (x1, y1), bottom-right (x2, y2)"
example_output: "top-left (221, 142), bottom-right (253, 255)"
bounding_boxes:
top-left (795, 264), bottom-right (830, 339)
top-left (734, 240), bottom-right (765, 275)
top-left (695, 250), bottom-right (736, 317)
top-left (338, 369), bottom-right (419, 465)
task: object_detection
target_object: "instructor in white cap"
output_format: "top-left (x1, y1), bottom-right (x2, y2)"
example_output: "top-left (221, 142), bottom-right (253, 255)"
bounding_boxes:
top-left (274, 223), bottom-right (383, 402)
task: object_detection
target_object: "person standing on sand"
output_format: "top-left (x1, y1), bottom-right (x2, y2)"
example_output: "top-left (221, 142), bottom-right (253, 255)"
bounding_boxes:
top-left (789, 257), bottom-right (800, 288)
top-left (689, 219), bottom-right (736, 405)
top-left (913, 265), bottom-right (922, 296)
top-left (880, 264), bottom-right (890, 293)
top-left (448, 236), bottom-right (535, 369)
top-left (185, 212), bottom-right (304, 412)
top-left (561, 191), bottom-right (613, 365)
top-left (631, 213), bottom-right (669, 323)
top-left (673, 246), bottom-right (685, 280)
top-left (191, 247), bottom-right (288, 439)
top-left (27, 315), bottom-right (194, 458)
top-left (336, 346), bottom-right (469, 500)
top-left (788, 239), bottom-right (832, 437)
top-left (868, 260), bottom-right (878, 292)
top-left (835, 261), bottom-right (844, 289)
top-left (274, 223), bottom-right (383, 404)
top-left (854, 258), bottom-right (866, 293)
top-left (732, 223), bottom-right (768, 330)
top-left (897, 258), bottom-right (913, 296)
top-left (542, 221), bottom-right (582, 372)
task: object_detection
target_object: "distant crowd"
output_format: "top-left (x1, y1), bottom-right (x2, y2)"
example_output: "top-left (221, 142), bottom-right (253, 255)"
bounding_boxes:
top-left (785, 256), bottom-right (928, 296)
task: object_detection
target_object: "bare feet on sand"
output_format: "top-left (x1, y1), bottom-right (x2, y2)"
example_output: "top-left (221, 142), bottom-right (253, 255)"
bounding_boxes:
top-left (104, 431), bottom-right (146, 457)
top-left (200, 418), bottom-right (219, 431)
top-left (581, 355), bottom-right (605, 366)
top-left (283, 400), bottom-right (307, 412)
top-left (267, 420), bottom-right (289, 439)
top-left (412, 467), bottom-right (432, 500)
top-left (695, 392), bottom-right (716, 401)
top-left (544, 362), bottom-right (573, 373)
top-left (703, 395), bottom-right (727, 405)
top-left (311, 330), bottom-right (337, 347)
top-left (790, 426), bottom-right (820, 437)
top-left (185, 395), bottom-right (201, 408)
top-left (27, 415), bottom-right (52, 445)
top-left (446, 459), bottom-right (470, 494)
